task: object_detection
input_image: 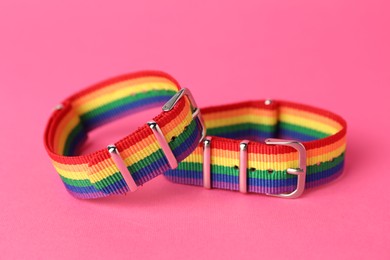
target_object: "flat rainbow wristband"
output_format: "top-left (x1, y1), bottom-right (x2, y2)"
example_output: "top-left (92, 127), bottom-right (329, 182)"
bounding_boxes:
top-left (165, 100), bottom-right (347, 198)
top-left (44, 71), bottom-right (205, 199)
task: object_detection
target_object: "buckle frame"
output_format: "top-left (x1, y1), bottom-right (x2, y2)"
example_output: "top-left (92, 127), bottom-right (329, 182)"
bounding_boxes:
top-left (265, 138), bottom-right (307, 199)
top-left (162, 88), bottom-right (206, 142)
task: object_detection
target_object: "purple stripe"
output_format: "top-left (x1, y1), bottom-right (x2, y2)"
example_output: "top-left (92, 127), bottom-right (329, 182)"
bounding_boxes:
top-left (165, 167), bottom-right (345, 195)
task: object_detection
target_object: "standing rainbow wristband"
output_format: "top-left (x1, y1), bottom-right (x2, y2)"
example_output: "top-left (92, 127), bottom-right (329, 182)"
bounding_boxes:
top-left (44, 71), bottom-right (205, 199)
top-left (44, 71), bottom-right (346, 199)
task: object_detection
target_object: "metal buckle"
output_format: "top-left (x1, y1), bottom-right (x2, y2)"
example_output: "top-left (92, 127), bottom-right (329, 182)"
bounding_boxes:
top-left (264, 138), bottom-right (307, 198)
top-left (202, 137), bottom-right (306, 198)
top-left (162, 88), bottom-right (206, 142)
top-left (107, 144), bottom-right (139, 192)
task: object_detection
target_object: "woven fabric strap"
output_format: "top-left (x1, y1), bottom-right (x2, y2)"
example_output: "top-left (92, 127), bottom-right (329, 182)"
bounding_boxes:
top-left (165, 100), bottom-right (347, 195)
top-left (44, 71), bottom-right (203, 199)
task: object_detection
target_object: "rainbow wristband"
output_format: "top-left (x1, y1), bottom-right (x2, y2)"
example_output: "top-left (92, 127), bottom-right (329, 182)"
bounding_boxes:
top-left (165, 100), bottom-right (347, 198)
top-left (44, 71), bottom-right (347, 199)
top-left (44, 71), bottom-right (205, 199)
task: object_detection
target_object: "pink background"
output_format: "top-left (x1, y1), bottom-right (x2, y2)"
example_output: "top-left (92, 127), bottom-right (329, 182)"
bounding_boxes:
top-left (1, 0), bottom-right (389, 259)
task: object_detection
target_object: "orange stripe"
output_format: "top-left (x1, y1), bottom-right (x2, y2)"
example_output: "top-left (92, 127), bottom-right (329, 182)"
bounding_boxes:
top-left (307, 137), bottom-right (346, 157)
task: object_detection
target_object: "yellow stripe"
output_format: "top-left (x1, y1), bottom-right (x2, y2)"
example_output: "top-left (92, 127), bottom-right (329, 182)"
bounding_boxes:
top-left (308, 144), bottom-right (346, 165)
top-left (162, 102), bottom-right (193, 142)
top-left (89, 163), bottom-right (119, 184)
top-left (53, 162), bottom-right (88, 180)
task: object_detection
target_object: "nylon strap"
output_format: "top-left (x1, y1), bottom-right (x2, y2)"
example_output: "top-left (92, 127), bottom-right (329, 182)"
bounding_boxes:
top-left (44, 71), bottom-right (203, 199)
top-left (166, 100), bottom-right (347, 195)
top-left (44, 71), bottom-right (347, 199)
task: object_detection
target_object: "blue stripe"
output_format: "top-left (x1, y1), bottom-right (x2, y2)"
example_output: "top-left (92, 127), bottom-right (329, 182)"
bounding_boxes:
top-left (132, 154), bottom-right (168, 184)
top-left (67, 126), bottom-right (87, 156)
top-left (306, 160), bottom-right (344, 183)
top-left (278, 128), bottom-right (319, 142)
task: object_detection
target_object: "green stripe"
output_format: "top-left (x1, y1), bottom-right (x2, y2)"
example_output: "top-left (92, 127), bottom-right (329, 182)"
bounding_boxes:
top-left (60, 175), bottom-right (91, 187)
top-left (207, 123), bottom-right (276, 136)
